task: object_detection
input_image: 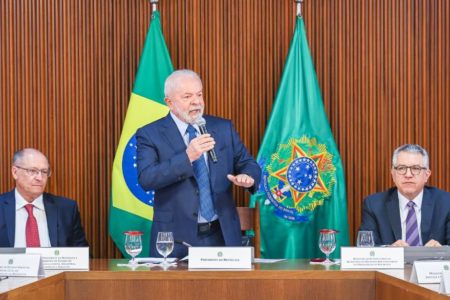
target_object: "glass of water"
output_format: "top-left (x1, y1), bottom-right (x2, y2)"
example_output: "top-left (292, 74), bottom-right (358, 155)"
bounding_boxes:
top-left (357, 231), bottom-right (375, 247)
top-left (156, 232), bottom-right (174, 265)
top-left (124, 231), bottom-right (143, 264)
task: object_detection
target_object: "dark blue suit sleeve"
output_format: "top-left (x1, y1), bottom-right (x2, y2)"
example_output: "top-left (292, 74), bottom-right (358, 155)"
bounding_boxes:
top-left (69, 202), bottom-right (89, 247)
top-left (229, 122), bottom-right (261, 194)
top-left (136, 126), bottom-right (195, 191)
top-left (359, 198), bottom-right (383, 245)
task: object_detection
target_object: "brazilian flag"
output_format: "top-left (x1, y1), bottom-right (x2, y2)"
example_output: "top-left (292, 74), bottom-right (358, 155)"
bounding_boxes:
top-left (109, 10), bottom-right (173, 257)
top-left (250, 16), bottom-right (350, 259)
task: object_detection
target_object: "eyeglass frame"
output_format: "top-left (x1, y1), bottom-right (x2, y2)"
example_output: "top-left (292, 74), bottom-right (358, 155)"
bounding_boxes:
top-left (14, 165), bottom-right (52, 177)
top-left (392, 165), bottom-right (427, 175)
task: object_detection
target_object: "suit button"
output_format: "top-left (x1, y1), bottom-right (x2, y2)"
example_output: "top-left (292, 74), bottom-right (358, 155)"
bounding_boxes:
top-left (195, 189), bottom-right (199, 195)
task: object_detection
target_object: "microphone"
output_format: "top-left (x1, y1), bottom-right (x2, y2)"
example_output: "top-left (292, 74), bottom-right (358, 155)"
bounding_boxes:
top-left (195, 117), bottom-right (218, 163)
top-left (175, 239), bottom-right (192, 248)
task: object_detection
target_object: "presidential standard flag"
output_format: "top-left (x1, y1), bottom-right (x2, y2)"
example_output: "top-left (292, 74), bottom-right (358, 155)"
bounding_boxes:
top-left (251, 16), bottom-right (350, 258)
top-left (109, 11), bottom-right (173, 257)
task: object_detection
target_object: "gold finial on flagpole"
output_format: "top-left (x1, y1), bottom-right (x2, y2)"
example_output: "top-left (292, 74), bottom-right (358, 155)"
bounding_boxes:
top-left (150, 0), bottom-right (159, 13)
top-left (294, 0), bottom-right (304, 17)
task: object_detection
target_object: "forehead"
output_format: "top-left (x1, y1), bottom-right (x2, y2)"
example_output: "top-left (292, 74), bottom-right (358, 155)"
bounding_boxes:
top-left (173, 77), bottom-right (203, 94)
top-left (395, 151), bottom-right (424, 165)
top-left (17, 152), bottom-right (49, 168)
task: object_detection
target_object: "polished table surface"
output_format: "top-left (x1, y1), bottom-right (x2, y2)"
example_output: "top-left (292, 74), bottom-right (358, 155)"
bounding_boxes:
top-left (1, 259), bottom-right (449, 299)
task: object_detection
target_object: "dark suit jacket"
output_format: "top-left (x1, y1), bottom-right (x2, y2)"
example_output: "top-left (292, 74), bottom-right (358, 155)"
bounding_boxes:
top-left (0, 190), bottom-right (89, 247)
top-left (359, 186), bottom-right (450, 246)
top-left (136, 114), bottom-right (261, 258)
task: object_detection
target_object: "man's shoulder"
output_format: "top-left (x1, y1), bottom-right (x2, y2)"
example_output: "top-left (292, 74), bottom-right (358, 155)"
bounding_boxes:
top-left (0, 190), bottom-right (15, 203)
top-left (204, 115), bottom-right (232, 129)
top-left (425, 186), bottom-right (450, 201)
top-left (364, 187), bottom-right (397, 204)
top-left (137, 114), bottom-right (171, 133)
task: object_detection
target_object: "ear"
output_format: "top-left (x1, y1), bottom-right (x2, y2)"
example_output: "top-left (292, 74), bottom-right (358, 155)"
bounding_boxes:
top-left (11, 166), bottom-right (18, 180)
top-left (425, 169), bottom-right (431, 182)
top-left (164, 97), bottom-right (172, 107)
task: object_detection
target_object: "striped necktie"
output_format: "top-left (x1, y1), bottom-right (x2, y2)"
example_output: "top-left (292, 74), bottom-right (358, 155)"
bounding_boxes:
top-left (186, 125), bottom-right (215, 221)
top-left (405, 201), bottom-right (420, 246)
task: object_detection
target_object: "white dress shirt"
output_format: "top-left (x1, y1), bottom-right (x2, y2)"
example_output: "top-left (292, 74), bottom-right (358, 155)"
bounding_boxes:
top-left (169, 112), bottom-right (218, 223)
top-left (398, 190), bottom-right (423, 245)
top-left (14, 189), bottom-right (52, 247)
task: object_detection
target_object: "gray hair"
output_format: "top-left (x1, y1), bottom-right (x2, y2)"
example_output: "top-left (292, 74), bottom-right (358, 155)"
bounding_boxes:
top-left (12, 148), bottom-right (49, 165)
top-left (392, 144), bottom-right (429, 169)
top-left (164, 69), bottom-right (202, 98)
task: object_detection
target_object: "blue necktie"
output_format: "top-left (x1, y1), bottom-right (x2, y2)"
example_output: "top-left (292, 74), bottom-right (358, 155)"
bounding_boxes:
top-left (186, 125), bottom-right (215, 221)
top-left (405, 201), bottom-right (421, 246)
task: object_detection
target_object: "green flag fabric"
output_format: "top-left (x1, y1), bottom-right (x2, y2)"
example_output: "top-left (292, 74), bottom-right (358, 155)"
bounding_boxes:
top-left (251, 16), bottom-right (349, 259)
top-left (109, 11), bottom-right (173, 257)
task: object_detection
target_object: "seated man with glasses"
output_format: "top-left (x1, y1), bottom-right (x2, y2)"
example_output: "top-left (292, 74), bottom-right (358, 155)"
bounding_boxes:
top-left (359, 144), bottom-right (450, 247)
top-left (0, 148), bottom-right (88, 247)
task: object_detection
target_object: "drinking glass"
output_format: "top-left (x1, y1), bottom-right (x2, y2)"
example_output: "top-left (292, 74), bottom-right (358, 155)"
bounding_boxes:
top-left (357, 231), bottom-right (375, 247)
top-left (124, 231), bottom-right (143, 264)
top-left (318, 229), bottom-right (337, 264)
top-left (156, 232), bottom-right (174, 265)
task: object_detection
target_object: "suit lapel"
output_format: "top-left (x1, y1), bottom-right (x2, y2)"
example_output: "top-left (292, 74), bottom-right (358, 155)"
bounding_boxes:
top-left (159, 114), bottom-right (188, 154)
top-left (43, 194), bottom-right (58, 247)
top-left (386, 191), bottom-right (402, 241)
top-left (4, 191), bottom-right (16, 247)
top-left (420, 188), bottom-right (433, 243)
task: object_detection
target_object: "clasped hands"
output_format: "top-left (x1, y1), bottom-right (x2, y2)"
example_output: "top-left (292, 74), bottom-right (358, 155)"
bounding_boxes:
top-left (186, 133), bottom-right (255, 188)
top-left (391, 239), bottom-right (441, 247)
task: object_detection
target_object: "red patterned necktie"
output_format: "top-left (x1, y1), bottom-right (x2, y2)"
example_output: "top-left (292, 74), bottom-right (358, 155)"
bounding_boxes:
top-left (25, 204), bottom-right (41, 247)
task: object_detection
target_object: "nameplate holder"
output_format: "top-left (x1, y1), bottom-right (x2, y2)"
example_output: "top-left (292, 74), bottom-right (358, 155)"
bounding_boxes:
top-left (26, 247), bottom-right (89, 270)
top-left (188, 247), bottom-right (253, 269)
top-left (410, 260), bottom-right (450, 284)
top-left (0, 254), bottom-right (44, 277)
top-left (439, 267), bottom-right (450, 294)
top-left (341, 247), bottom-right (404, 269)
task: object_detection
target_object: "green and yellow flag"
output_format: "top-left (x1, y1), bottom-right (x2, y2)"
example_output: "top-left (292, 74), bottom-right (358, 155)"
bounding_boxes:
top-left (109, 11), bottom-right (173, 257)
top-left (251, 16), bottom-right (349, 259)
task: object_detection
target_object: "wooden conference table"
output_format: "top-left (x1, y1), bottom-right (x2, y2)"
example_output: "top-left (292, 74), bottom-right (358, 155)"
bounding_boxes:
top-left (0, 259), bottom-right (448, 299)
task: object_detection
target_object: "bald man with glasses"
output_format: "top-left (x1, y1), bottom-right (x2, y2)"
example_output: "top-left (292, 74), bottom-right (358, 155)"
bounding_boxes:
top-left (0, 148), bottom-right (88, 247)
top-left (359, 144), bottom-right (450, 247)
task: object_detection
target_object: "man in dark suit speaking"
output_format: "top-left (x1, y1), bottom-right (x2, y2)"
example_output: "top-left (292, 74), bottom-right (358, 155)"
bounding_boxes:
top-left (136, 69), bottom-right (261, 258)
top-left (0, 148), bottom-right (88, 247)
top-left (359, 144), bottom-right (450, 247)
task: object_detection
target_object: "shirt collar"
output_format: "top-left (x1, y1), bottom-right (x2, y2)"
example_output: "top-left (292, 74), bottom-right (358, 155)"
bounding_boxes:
top-left (15, 189), bottom-right (45, 211)
top-left (398, 189), bottom-right (423, 210)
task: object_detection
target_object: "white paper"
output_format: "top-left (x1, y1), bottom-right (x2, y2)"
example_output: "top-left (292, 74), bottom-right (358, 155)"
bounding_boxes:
top-left (0, 254), bottom-right (43, 277)
top-left (410, 260), bottom-right (450, 284)
top-left (439, 268), bottom-right (450, 294)
top-left (188, 247), bottom-right (253, 269)
top-left (341, 247), bottom-right (404, 269)
top-left (26, 247), bottom-right (89, 270)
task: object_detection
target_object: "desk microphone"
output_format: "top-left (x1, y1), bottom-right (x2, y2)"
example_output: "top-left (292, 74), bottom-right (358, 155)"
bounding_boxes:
top-left (175, 240), bottom-right (192, 248)
top-left (195, 117), bottom-right (218, 163)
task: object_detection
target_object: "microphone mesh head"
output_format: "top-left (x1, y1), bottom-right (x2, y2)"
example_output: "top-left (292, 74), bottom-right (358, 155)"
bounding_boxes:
top-left (195, 117), bottom-right (206, 126)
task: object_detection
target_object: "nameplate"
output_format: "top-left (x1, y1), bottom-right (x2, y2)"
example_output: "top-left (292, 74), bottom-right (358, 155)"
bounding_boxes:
top-left (188, 247), bottom-right (253, 269)
top-left (410, 260), bottom-right (450, 284)
top-left (0, 254), bottom-right (44, 277)
top-left (439, 268), bottom-right (450, 294)
top-left (26, 247), bottom-right (89, 270)
top-left (341, 247), bottom-right (404, 269)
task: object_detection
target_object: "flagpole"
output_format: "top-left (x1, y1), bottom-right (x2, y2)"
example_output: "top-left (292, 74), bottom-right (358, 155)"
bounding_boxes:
top-left (150, 0), bottom-right (158, 12)
top-left (295, 0), bottom-right (303, 18)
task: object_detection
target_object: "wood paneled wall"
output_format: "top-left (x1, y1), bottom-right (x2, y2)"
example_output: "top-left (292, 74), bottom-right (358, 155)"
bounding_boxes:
top-left (1, 0), bottom-right (449, 258)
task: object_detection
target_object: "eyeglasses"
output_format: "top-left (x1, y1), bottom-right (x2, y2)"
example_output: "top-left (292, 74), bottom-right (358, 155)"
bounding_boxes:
top-left (393, 165), bottom-right (427, 175)
top-left (14, 166), bottom-right (52, 177)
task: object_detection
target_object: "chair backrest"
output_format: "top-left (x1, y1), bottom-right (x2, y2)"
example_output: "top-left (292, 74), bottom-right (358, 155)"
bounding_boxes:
top-left (236, 201), bottom-right (261, 257)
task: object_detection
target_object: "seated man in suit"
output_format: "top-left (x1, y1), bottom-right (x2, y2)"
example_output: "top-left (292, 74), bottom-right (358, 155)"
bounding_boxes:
top-left (136, 69), bottom-right (261, 258)
top-left (359, 144), bottom-right (450, 247)
top-left (0, 148), bottom-right (88, 247)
